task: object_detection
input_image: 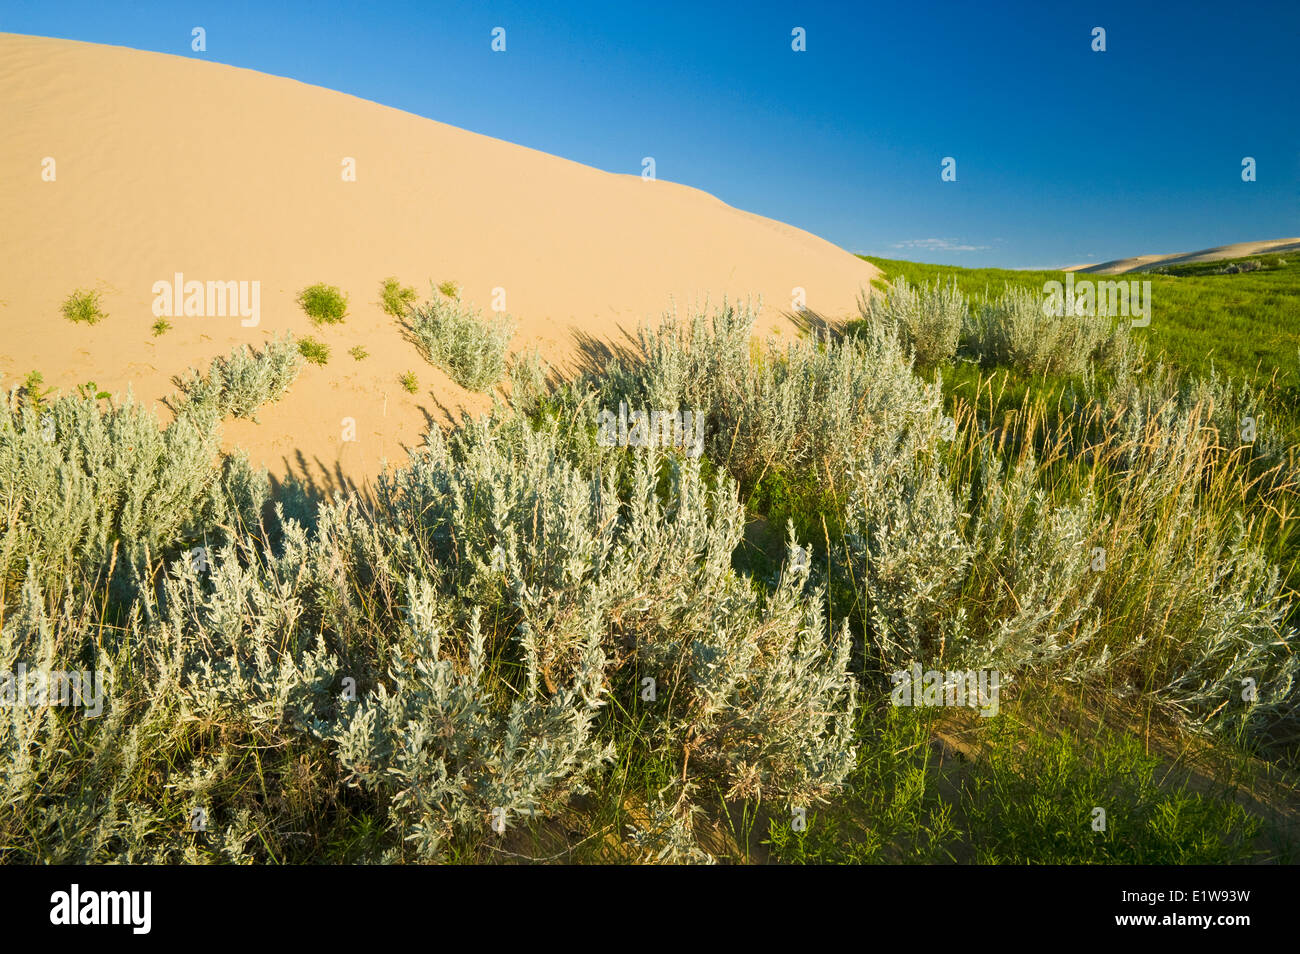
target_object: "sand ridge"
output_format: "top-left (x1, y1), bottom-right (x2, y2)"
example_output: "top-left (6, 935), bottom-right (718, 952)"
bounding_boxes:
top-left (1074, 238), bottom-right (1300, 275)
top-left (0, 33), bottom-right (880, 492)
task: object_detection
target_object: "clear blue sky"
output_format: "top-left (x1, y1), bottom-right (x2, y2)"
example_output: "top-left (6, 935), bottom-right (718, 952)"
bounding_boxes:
top-left (4, 0), bottom-right (1297, 268)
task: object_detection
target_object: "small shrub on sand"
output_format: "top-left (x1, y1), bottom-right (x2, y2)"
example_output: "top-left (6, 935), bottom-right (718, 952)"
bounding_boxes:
top-left (437, 279), bottom-right (460, 300)
top-left (349, 345), bottom-right (368, 361)
top-left (380, 277), bottom-right (418, 318)
top-left (176, 334), bottom-right (303, 421)
top-left (399, 371), bottom-right (418, 393)
top-left (297, 283), bottom-right (349, 325)
top-left (151, 318), bottom-right (172, 336)
top-left (298, 337), bottom-right (330, 366)
top-left (406, 288), bottom-right (513, 391)
top-left (61, 289), bottom-right (106, 325)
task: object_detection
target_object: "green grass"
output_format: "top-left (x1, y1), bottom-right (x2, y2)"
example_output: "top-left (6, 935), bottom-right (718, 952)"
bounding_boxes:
top-left (298, 337), bottom-right (330, 366)
top-left (399, 370), bottom-right (418, 393)
top-left (962, 718), bottom-right (1264, 864)
top-left (765, 688), bottom-right (1287, 865)
top-left (437, 279), bottom-right (461, 300)
top-left (349, 345), bottom-right (369, 361)
top-left (60, 289), bottom-right (106, 325)
top-left (151, 317), bottom-right (172, 336)
top-left (764, 706), bottom-right (961, 863)
top-left (297, 283), bottom-right (349, 325)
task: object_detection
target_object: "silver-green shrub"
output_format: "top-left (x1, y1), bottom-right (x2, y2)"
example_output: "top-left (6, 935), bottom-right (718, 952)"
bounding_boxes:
top-left (842, 410), bottom-right (1102, 676)
top-left (175, 334), bottom-right (303, 421)
top-left (407, 289), bottom-right (514, 391)
top-left (968, 285), bottom-right (1131, 376)
top-left (330, 588), bottom-right (613, 860)
top-left (595, 302), bottom-right (943, 492)
top-left (2, 397), bottom-right (861, 861)
top-left (1081, 381), bottom-right (1298, 728)
top-left (626, 783), bottom-right (717, 864)
top-left (0, 340), bottom-right (301, 601)
top-left (0, 386), bottom-right (264, 601)
top-left (1, 568), bottom-right (152, 862)
top-left (956, 454), bottom-right (1102, 673)
top-left (373, 416), bottom-right (858, 826)
top-left (506, 348), bottom-right (551, 415)
top-left (0, 519), bottom-right (344, 862)
top-left (857, 277), bottom-right (966, 366)
top-left (3, 289), bottom-right (1296, 863)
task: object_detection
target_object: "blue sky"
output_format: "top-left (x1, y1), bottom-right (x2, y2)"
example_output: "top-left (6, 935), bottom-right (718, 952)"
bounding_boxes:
top-left (4, 0), bottom-right (1297, 268)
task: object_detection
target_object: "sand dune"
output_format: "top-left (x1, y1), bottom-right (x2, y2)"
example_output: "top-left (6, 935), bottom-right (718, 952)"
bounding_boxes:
top-left (1074, 238), bottom-right (1300, 275)
top-left (0, 33), bottom-right (879, 491)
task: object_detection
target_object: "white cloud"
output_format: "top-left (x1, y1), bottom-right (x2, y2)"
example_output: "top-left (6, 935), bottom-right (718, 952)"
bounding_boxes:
top-left (890, 238), bottom-right (990, 252)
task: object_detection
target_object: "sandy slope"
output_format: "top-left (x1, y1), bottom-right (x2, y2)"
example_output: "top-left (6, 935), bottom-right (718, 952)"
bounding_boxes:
top-left (0, 33), bottom-right (879, 492)
top-left (1074, 238), bottom-right (1300, 275)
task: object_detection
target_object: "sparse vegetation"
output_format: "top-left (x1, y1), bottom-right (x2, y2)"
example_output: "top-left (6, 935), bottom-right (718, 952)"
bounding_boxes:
top-left (297, 283), bottom-right (349, 325)
top-left (297, 336), bottom-right (330, 365)
top-left (349, 345), bottom-right (369, 361)
top-left (379, 277), bottom-right (418, 318)
top-left (60, 289), bottom-right (106, 325)
top-left (75, 381), bottom-right (110, 402)
top-left (399, 370), bottom-right (418, 393)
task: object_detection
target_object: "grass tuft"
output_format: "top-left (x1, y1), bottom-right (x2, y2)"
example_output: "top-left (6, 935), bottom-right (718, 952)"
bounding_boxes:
top-left (297, 283), bottom-right (349, 325)
top-left (61, 289), bottom-right (106, 325)
top-left (298, 336), bottom-right (330, 366)
top-left (379, 277), bottom-right (418, 318)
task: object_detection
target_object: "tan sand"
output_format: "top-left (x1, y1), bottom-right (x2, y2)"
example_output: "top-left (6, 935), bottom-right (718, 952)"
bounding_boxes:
top-left (0, 33), bottom-right (879, 493)
top-left (1076, 238), bottom-right (1300, 275)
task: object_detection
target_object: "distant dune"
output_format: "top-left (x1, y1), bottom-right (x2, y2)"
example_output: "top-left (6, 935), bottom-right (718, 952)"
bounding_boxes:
top-left (1072, 238), bottom-right (1300, 275)
top-left (0, 33), bottom-right (879, 491)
